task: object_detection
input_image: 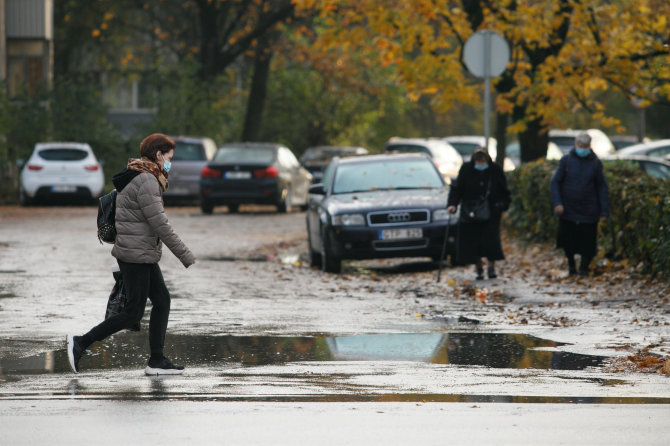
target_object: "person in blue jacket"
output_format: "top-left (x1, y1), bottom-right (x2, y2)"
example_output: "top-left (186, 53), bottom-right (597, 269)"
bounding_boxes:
top-left (550, 132), bottom-right (609, 277)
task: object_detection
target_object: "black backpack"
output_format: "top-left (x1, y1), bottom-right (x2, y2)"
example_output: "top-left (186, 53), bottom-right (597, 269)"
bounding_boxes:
top-left (97, 189), bottom-right (117, 244)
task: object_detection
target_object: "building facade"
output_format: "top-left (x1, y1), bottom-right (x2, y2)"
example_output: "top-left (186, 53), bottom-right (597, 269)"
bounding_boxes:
top-left (1, 0), bottom-right (53, 96)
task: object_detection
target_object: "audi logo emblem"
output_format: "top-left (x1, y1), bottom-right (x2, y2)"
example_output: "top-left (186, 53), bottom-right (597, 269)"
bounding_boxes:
top-left (387, 212), bottom-right (411, 223)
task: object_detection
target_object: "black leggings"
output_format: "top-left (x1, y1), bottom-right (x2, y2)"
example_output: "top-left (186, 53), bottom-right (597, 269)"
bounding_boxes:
top-left (85, 261), bottom-right (171, 358)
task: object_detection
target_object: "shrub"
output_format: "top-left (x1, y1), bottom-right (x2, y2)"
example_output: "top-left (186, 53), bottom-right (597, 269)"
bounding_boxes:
top-left (505, 159), bottom-right (670, 279)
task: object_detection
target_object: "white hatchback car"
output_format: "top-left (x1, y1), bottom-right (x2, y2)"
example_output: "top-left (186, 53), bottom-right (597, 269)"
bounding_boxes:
top-left (20, 142), bottom-right (105, 205)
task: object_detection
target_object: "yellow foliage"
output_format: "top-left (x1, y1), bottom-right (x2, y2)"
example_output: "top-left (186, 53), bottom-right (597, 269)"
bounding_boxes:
top-left (294, 0), bottom-right (670, 144)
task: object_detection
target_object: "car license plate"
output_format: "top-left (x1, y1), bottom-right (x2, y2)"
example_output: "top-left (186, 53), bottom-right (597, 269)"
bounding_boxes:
top-left (379, 228), bottom-right (423, 240)
top-left (224, 171), bottom-right (251, 179)
top-left (52, 185), bottom-right (76, 193)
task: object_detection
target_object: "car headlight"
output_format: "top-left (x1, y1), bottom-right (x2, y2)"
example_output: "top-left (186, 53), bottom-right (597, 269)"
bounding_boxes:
top-left (433, 209), bottom-right (450, 221)
top-left (332, 213), bottom-right (366, 226)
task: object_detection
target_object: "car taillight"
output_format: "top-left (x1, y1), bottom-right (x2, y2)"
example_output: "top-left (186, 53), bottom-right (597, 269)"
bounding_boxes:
top-left (27, 164), bottom-right (43, 171)
top-left (201, 167), bottom-right (221, 178)
top-left (84, 165), bottom-right (100, 171)
top-left (253, 167), bottom-right (278, 178)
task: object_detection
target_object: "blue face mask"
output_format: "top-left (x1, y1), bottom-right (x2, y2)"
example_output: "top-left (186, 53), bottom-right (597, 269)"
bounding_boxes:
top-left (474, 163), bottom-right (489, 171)
top-left (163, 160), bottom-right (172, 173)
top-left (575, 148), bottom-right (591, 158)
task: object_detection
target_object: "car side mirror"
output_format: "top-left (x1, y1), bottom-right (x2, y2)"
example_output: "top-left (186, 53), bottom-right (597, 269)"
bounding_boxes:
top-left (309, 183), bottom-right (325, 195)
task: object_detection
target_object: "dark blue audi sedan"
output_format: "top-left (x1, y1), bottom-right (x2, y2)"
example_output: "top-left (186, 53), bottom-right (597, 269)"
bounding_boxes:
top-left (306, 153), bottom-right (458, 273)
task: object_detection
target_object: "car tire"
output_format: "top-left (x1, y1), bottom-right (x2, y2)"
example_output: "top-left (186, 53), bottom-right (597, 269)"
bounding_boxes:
top-left (321, 227), bottom-right (341, 273)
top-left (307, 222), bottom-right (322, 268)
top-left (228, 204), bottom-right (239, 213)
top-left (278, 187), bottom-right (292, 213)
top-left (200, 199), bottom-right (214, 215)
top-left (19, 188), bottom-right (33, 206)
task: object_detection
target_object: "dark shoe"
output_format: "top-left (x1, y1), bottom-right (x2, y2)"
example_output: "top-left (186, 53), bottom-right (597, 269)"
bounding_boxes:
top-left (66, 334), bottom-right (84, 373)
top-left (145, 357), bottom-right (185, 375)
top-left (578, 268), bottom-right (589, 277)
top-left (568, 267), bottom-right (577, 277)
top-left (475, 268), bottom-right (485, 280)
top-left (487, 267), bottom-right (497, 279)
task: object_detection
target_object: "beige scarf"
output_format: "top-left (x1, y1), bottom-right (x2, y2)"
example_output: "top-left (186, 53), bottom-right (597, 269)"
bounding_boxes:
top-left (127, 157), bottom-right (169, 191)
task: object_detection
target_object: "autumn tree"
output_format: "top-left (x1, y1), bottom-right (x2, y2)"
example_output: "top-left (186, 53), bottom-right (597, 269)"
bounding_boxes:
top-left (294, 0), bottom-right (670, 163)
top-left (55, 0), bottom-right (298, 142)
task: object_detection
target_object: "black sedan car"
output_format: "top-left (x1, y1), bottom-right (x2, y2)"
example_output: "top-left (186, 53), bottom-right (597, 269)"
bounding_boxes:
top-left (200, 142), bottom-right (312, 214)
top-left (306, 153), bottom-right (458, 273)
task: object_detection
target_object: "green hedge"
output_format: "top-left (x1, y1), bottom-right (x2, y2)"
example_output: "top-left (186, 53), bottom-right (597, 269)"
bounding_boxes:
top-left (505, 159), bottom-right (670, 279)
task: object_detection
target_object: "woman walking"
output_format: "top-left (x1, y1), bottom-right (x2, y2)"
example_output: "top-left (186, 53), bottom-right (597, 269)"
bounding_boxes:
top-left (67, 133), bottom-right (196, 375)
top-left (447, 147), bottom-right (510, 280)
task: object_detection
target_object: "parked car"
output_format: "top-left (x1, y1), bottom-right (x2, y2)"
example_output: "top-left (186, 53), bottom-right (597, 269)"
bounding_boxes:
top-left (610, 135), bottom-right (650, 151)
top-left (306, 153), bottom-right (458, 273)
top-left (617, 139), bottom-right (670, 159)
top-left (601, 154), bottom-right (670, 180)
top-left (505, 141), bottom-right (563, 167)
top-left (163, 136), bottom-right (217, 200)
top-left (442, 135), bottom-right (516, 171)
top-left (382, 137), bottom-right (463, 184)
top-left (300, 145), bottom-right (369, 183)
top-left (19, 142), bottom-right (104, 205)
top-left (199, 142), bottom-right (312, 214)
top-left (548, 129), bottom-right (615, 158)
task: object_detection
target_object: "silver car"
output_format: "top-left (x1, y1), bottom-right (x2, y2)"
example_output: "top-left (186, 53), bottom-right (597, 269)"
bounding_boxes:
top-left (163, 136), bottom-right (217, 200)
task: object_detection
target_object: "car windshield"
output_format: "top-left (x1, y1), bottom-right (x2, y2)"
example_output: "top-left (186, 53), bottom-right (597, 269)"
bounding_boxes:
top-left (549, 136), bottom-right (575, 152)
top-left (38, 148), bottom-right (88, 161)
top-left (448, 142), bottom-right (478, 156)
top-left (332, 159), bottom-right (443, 194)
top-left (213, 147), bottom-right (275, 164)
top-left (643, 161), bottom-right (670, 179)
top-left (174, 142), bottom-right (206, 161)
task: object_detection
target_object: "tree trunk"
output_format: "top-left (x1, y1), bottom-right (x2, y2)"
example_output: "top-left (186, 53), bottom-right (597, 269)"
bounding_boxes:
top-left (519, 118), bottom-right (549, 163)
top-left (241, 42), bottom-right (272, 142)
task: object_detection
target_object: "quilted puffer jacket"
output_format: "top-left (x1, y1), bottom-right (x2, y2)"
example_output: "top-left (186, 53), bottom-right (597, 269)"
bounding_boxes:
top-left (111, 169), bottom-right (195, 267)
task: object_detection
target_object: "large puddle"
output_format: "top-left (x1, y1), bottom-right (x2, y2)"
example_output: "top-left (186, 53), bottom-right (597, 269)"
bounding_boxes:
top-left (0, 332), bottom-right (604, 375)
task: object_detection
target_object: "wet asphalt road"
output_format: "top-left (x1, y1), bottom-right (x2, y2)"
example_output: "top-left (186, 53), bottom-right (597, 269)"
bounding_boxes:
top-left (0, 205), bottom-right (669, 445)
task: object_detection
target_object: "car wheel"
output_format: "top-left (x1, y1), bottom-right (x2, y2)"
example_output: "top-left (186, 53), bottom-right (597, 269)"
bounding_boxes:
top-left (228, 204), bottom-right (239, 213)
top-left (321, 227), bottom-right (341, 273)
top-left (277, 187), bottom-right (292, 213)
top-left (19, 188), bottom-right (33, 206)
top-left (307, 222), bottom-right (322, 268)
top-left (200, 199), bottom-right (214, 215)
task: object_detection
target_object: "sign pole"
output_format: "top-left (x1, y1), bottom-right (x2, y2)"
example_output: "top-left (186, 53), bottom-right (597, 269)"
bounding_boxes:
top-left (483, 31), bottom-right (492, 155)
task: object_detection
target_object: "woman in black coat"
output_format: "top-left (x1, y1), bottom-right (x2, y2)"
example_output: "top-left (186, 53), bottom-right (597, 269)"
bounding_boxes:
top-left (447, 148), bottom-right (511, 279)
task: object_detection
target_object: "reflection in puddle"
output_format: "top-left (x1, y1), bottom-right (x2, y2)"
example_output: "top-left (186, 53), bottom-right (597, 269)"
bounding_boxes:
top-left (0, 332), bottom-right (604, 376)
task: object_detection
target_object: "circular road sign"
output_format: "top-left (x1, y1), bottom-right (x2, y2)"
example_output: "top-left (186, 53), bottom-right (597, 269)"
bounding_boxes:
top-left (463, 30), bottom-right (510, 78)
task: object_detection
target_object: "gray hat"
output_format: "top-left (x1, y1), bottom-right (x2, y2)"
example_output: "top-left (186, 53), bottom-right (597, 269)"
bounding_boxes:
top-left (576, 132), bottom-right (591, 146)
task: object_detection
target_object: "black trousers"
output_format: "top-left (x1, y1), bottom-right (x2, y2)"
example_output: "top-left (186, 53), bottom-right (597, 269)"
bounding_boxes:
top-left (86, 260), bottom-right (171, 358)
